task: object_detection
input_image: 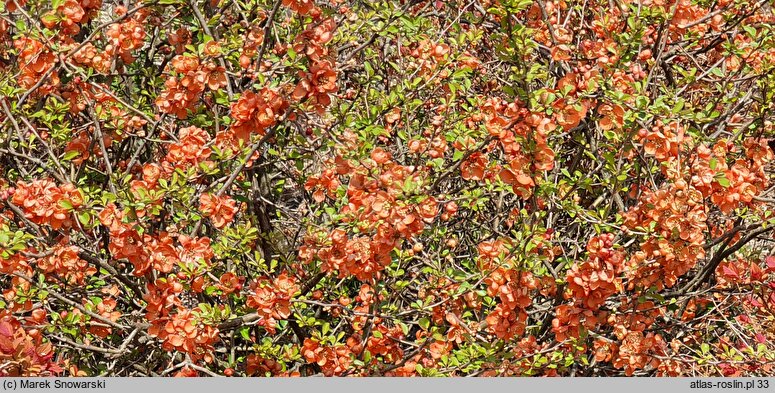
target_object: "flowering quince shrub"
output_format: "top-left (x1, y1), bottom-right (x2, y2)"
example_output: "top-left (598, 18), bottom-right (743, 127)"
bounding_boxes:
top-left (1, 0), bottom-right (775, 379)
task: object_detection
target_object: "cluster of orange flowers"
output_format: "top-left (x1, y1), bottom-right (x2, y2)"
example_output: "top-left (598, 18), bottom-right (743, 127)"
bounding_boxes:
top-left (459, 151), bottom-right (489, 182)
top-left (623, 182), bottom-right (708, 290)
top-left (217, 272), bottom-right (244, 296)
top-left (156, 55), bottom-right (226, 119)
top-left (407, 132), bottom-right (449, 160)
top-left (625, 123), bottom-right (708, 290)
top-left (245, 353), bottom-right (289, 376)
top-left (0, 250), bottom-right (29, 305)
top-left (365, 325), bottom-right (405, 364)
top-left (611, 330), bottom-right (672, 376)
top-left (99, 202), bottom-right (217, 279)
top-left (144, 276), bottom-right (185, 321)
top-left (689, 139), bottom-right (772, 214)
top-left (246, 272), bottom-right (299, 334)
top-left (236, 24), bottom-right (264, 71)
top-left (607, 296), bottom-right (684, 376)
top-left (225, 87), bottom-right (288, 144)
top-left (460, 99), bottom-right (557, 200)
top-left (97, 203), bottom-right (148, 275)
top-left (554, 236), bottom-right (624, 352)
top-left (637, 120), bottom-right (692, 163)
top-left (148, 308), bottom-right (218, 363)
top-left (70, 43), bottom-right (109, 75)
top-left (477, 239), bottom-right (535, 340)
top-left (283, 0), bottom-right (315, 15)
top-left (549, 231), bottom-right (690, 376)
top-left (300, 229), bottom-right (386, 282)
top-left (13, 38), bottom-right (58, 93)
top-left (291, 18), bottom-right (337, 113)
top-left (627, 125), bottom-right (773, 292)
top-left (42, 0), bottom-right (84, 34)
top-left (555, 296), bottom-right (681, 376)
top-left (66, 7), bottom-right (145, 73)
top-left (552, 304), bottom-right (604, 343)
top-left (300, 148), bottom-right (439, 281)
top-left (163, 126), bottom-right (213, 173)
top-left (726, 30), bottom-right (775, 73)
top-left (10, 180), bottom-right (83, 230)
top-left (84, 296), bottom-right (122, 338)
top-left (176, 234), bottom-right (215, 276)
top-left (0, 15), bottom-right (7, 43)
top-left (565, 234), bottom-right (625, 309)
top-left (144, 276), bottom-right (219, 363)
top-left (292, 58), bottom-right (337, 113)
top-left (144, 231), bottom-right (182, 274)
top-left (163, 26), bottom-right (190, 56)
top-left (301, 338), bottom-right (353, 376)
top-left (104, 7), bottom-right (147, 65)
top-left (304, 166), bottom-right (341, 203)
top-left (198, 193), bottom-right (237, 229)
top-left (485, 302), bottom-right (528, 341)
top-left (402, 37), bottom-right (450, 76)
top-left (37, 244), bottom-right (95, 285)
top-left (126, 163), bottom-right (164, 219)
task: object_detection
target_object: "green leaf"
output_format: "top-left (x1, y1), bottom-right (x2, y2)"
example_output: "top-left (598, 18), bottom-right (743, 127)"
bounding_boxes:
top-left (673, 100), bottom-right (684, 114)
top-left (715, 172), bottom-right (730, 188)
top-left (59, 199), bottom-right (73, 210)
top-left (239, 327), bottom-right (251, 341)
top-left (77, 211), bottom-right (90, 225)
top-left (63, 150), bottom-right (80, 161)
top-left (41, 13), bottom-right (59, 25)
top-left (418, 317), bottom-right (430, 330)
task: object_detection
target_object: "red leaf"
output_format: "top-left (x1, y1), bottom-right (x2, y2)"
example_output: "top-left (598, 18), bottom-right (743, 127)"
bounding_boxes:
top-left (722, 265), bottom-right (739, 279)
top-left (766, 255), bottom-right (775, 271)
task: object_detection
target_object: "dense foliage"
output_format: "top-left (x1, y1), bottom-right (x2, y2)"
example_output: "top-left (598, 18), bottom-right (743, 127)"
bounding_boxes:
top-left (1, 0), bottom-right (774, 377)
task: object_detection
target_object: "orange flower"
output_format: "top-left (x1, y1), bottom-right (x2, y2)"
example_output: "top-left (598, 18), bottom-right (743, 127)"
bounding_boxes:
top-left (282, 0), bottom-right (314, 15)
top-left (37, 244), bottom-right (96, 285)
top-left (246, 273), bottom-right (299, 334)
top-left (11, 180), bottom-right (83, 230)
top-left (370, 148), bottom-right (391, 165)
top-left (147, 308), bottom-right (218, 364)
top-left (218, 272), bottom-right (245, 295)
top-left (164, 126), bottom-right (212, 170)
top-left (416, 197), bottom-right (438, 222)
top-left (199, 193), bottom-right (237, 229)
top-left (460, 152), bottom-right (486, 181)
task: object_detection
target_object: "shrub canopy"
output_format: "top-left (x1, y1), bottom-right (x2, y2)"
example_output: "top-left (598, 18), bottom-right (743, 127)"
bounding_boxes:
top-left (1, 0), bottom-right (775, 377)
